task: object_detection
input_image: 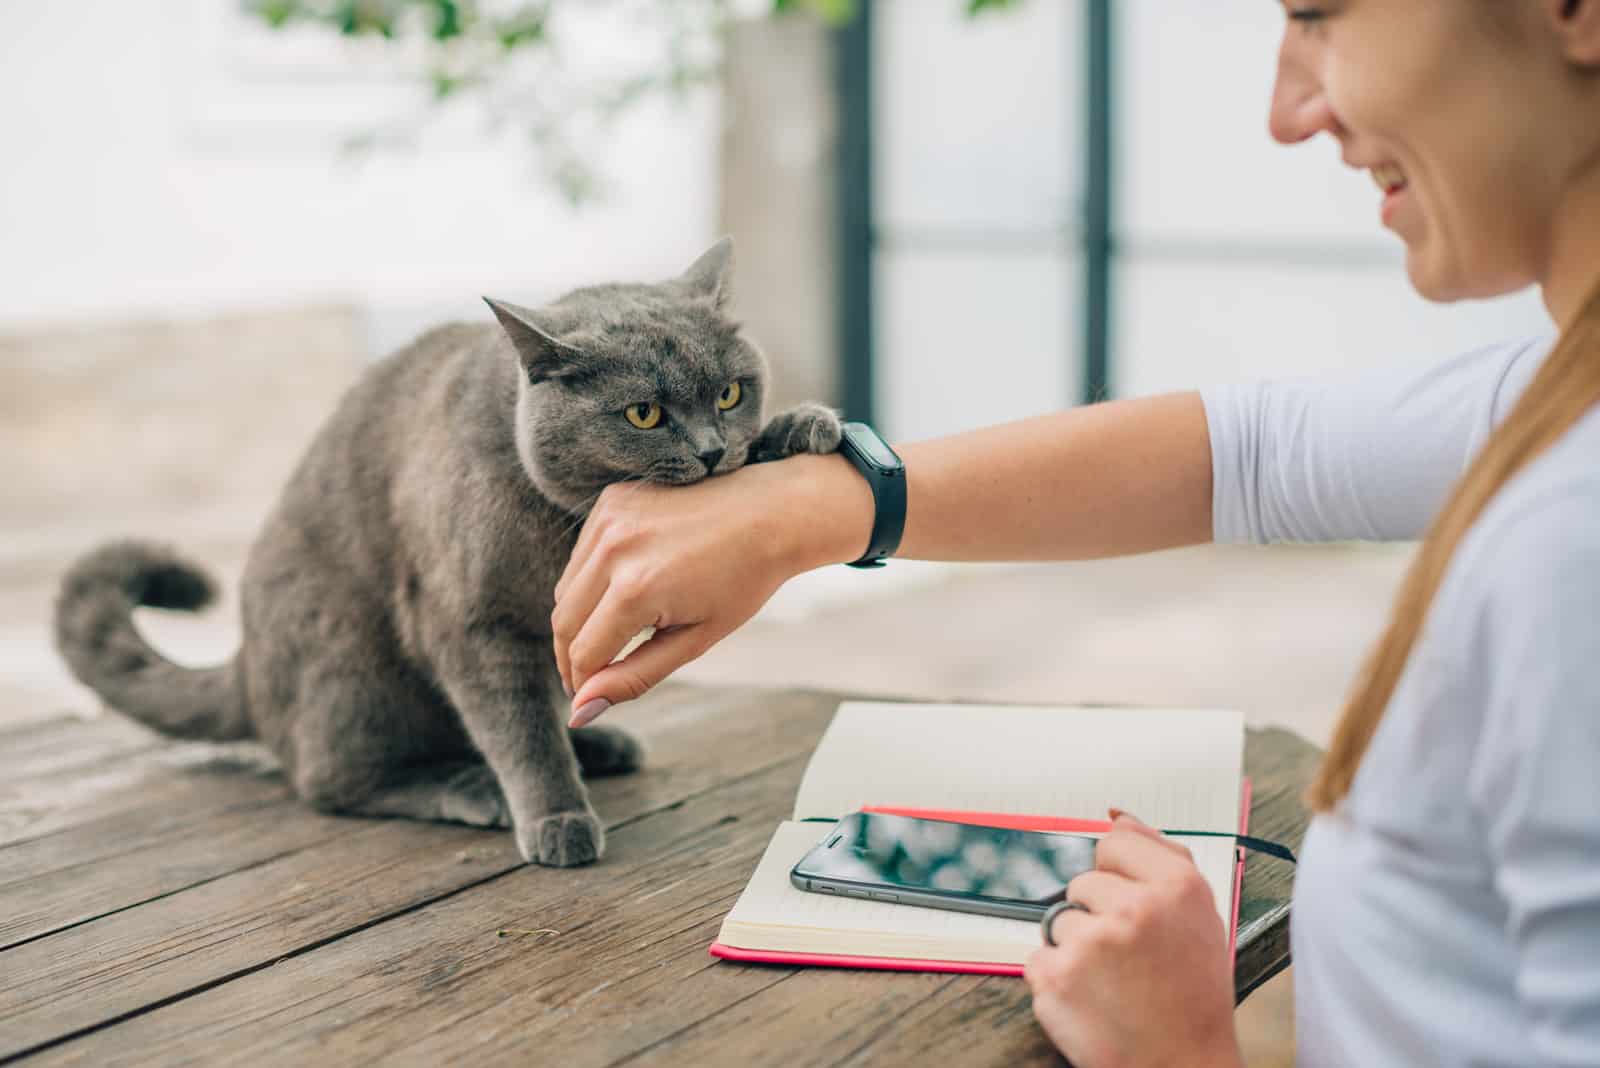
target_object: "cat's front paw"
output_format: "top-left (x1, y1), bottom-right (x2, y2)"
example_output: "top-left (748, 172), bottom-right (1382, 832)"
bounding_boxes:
top-left (749, 402), bottom-right (843, 464)
top-left (570, 725), bottom-right (645, 777)
top-left (517, 808), bottom-right (605, 867)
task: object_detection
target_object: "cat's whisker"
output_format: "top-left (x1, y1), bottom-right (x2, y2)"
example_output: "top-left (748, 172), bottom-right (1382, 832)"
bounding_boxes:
top-left (551, 491), bottom-right (606, 543)
top-left (549, 471), bottom-right (659, 544)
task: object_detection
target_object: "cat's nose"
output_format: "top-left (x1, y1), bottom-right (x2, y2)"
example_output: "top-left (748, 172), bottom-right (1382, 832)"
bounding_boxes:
top-left (698, 447), bottom-right (725, 474)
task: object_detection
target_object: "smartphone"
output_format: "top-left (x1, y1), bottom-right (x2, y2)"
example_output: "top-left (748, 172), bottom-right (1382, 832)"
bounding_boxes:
top-left (790, 811), bottom-right (1097, 922)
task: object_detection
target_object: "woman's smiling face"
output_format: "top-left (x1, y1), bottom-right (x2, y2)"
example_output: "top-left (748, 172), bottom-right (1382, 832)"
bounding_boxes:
top-left (1266, 1), bottom-right (1599, 306)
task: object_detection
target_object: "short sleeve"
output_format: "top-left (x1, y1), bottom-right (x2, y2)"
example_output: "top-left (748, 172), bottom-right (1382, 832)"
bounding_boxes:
top-left (1204, 336), bottom-right (1551, 544)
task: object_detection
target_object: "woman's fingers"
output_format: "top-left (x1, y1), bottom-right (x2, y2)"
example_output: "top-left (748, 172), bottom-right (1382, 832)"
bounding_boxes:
top-left (1061, 868), bottom-right (1134, 918)
top-left (1094, 824), bottom-right (1196, 881)
top-left (569, 623), bottom-right (717, 723)
top-left (565, 577), bottom-right (669, 696)
top-left (551, 556), bottom-right (612, 696)
top-left (1107, 809), bottom-right (1190, 855)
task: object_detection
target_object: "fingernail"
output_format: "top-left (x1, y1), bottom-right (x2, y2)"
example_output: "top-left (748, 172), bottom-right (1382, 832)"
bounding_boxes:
top-left (569, 698), bottom-right (610, 728)
top-left (1108, 807), bottom-right (1124, 820)
top-left (562, 679), bottom-right (574, 699)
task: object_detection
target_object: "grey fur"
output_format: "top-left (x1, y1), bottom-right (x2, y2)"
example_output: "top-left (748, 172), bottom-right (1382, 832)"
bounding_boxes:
top-left (54, 238), bottom-right (841, 867)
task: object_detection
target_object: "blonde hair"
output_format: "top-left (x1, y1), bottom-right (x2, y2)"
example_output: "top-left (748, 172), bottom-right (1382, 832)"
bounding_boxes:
top-left (1308, 277), bottom-right (1600, 810)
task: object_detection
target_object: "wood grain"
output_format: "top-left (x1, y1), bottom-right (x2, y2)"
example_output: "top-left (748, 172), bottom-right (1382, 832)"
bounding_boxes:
top-left (0, 686), bottom-right (1319, 1066)
top-left (21, 758), bottom-right (810, 1067)
top-left (0, 687), bottom-right (838, 1060)
top-left (0, 726), bottom-right (281, 850)
top-left (1, 796), bottom-right (336, 950)
top-left (1235, 725), bottom-right (1323, 1001)
top-left (0, 716), bottom-right (163, 783)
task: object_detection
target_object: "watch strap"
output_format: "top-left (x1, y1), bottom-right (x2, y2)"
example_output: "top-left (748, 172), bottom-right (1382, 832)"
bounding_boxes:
top-left (838, 423), bottom-right (906, 569)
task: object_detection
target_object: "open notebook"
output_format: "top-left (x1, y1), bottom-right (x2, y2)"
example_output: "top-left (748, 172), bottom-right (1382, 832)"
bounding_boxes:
top-left (711, 700), bottom-right (1246, 974)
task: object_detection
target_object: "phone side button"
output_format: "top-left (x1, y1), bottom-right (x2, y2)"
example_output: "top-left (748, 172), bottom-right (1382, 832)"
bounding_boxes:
top-left (870, 892), bottom-right (899, 903)
top-left (844, 889), bottom-right (871, 899)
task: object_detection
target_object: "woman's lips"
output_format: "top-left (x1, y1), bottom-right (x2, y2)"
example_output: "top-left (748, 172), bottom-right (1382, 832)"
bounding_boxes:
top-left (1381, 185), bottom-right (1408, 227)
top-left (1370, 163), bottom-right (1409, 229)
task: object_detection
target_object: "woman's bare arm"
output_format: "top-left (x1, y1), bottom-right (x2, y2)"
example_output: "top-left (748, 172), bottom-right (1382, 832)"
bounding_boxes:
top-left (797, 391), bottom-right (1213, 569)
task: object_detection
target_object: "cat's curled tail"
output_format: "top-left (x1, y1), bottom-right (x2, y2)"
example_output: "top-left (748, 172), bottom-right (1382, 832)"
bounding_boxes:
top-left (54, 540), bottom-right (253, 741)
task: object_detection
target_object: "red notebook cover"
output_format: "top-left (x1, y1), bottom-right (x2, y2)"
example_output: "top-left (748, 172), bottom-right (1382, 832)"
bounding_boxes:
top-left (709, 779), bottom-right (1253, 975)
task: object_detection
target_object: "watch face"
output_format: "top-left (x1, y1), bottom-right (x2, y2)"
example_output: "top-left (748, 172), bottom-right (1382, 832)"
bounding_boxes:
top-left (844, 423), bottom-right (902, 470)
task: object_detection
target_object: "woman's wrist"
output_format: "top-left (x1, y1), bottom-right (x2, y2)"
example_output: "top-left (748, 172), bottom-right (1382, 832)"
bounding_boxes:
top-left (765, 451), bottom-right (876, 574)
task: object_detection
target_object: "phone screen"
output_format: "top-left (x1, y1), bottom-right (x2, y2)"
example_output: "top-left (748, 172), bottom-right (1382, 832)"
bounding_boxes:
top-left (792, 812), bottom-right (1096, 910)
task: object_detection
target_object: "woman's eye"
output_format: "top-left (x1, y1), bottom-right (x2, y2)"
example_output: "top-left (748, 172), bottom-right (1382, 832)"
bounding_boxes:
top-left (717, 381), bottom-right (743, 411)
top-left (625, 402), bottom-right (663, 429)
top-left (1287, 7), bottom-right (1327, 25)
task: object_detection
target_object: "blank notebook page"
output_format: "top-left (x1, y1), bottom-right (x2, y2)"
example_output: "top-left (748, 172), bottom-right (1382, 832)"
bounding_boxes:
top-left (791, 702), bottom-right (1244, 833)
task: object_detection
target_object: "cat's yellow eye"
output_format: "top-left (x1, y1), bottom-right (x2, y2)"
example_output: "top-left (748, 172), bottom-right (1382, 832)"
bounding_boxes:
top-left (717, 381), bottom-right (742, 411)
top-left (625, 402), bottom-right (663, 429)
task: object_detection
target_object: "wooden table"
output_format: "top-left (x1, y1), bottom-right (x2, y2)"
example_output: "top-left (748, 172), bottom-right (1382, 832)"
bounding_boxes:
top-left (0, 686), bottom-right (1319, 1066)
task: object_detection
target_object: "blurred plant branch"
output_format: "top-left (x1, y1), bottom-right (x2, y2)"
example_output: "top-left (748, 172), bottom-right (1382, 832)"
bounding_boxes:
top-left (245, 0), bottom-right (1019, 204)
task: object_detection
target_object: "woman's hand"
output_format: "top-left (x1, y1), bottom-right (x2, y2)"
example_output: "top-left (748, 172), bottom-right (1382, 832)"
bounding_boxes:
top-left (1025, 812), bottom-right (1242, 1068)
top-left (554, 452), bottom-right (872, 725)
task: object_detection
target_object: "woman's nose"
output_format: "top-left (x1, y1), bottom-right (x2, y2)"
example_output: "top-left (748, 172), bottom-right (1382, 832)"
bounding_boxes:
top-left (1268, 39), bottom-right (1338, 145)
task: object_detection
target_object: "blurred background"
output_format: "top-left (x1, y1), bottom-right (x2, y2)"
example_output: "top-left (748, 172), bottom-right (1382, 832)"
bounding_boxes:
top-left (0, 2), bottom-right (1557, 1060)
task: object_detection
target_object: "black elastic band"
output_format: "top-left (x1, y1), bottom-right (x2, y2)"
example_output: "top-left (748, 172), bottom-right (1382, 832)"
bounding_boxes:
top-left (799, 817), bottom-right (1296, 864)
top-left (1174, 831), bottom-right (1297, 864)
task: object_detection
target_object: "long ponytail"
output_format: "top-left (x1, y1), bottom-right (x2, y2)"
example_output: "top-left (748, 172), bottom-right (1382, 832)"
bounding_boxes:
top-left (1308, 277), bottom-right (1600, 809)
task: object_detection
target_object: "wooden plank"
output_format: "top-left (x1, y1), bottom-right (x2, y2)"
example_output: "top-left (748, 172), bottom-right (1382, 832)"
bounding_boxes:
top-left (0, 715), bottom-right (178, 848)
top-left (0, 778), bottom-right (290, 891)
top-left (633, 970), bottom-right (1057, 1068)
top-left (827, 975), bottom-right (1058, 1067)
top-left (22, 758), bottom-right (812, 1068)
top-left (0, 732), bottom-right (282, 849)
top-left (0, 687), bottom-right (841, 1061)
top-left (0, 797), bottom-right (340, 951)
top-left (0, 715), bottom-right (164, 783)
top-left (1234, 726), bottom-right (1322, 1001)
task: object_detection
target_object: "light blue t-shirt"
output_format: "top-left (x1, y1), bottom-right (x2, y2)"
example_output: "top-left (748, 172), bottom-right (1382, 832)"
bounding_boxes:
top-left (1203, 335), bottom-right (1600, 1067)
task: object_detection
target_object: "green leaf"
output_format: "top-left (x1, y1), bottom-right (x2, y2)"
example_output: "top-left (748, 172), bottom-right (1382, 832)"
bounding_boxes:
top-left (771, 0), bottom-right (856, 26)
top-left (249, 0), bottom-right (300, 29)
top-left (494, 6), bottom-right (548, 50)
top-left (332, 0), bottom-right (398, 37)
top-left (431, 0), bottom-right (463, 41)
top-left (430, 69), bottom-right (462, 98)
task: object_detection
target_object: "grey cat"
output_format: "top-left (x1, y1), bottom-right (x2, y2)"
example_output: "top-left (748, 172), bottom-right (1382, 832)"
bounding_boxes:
top-left (54, 238), bottom-right (841, 866)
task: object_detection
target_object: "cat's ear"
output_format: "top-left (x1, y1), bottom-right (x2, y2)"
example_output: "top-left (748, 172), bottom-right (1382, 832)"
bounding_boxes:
top-left (679, 236), bottom-right (734, 310)
top-left (483, 297), bottom-right (588, 384)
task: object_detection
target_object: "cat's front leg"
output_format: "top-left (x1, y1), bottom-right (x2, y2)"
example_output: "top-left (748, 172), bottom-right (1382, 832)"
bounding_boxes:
top-left (433, 629), bottom-right (602, 867)
top-left (747, 402), bottom-right (843, 464)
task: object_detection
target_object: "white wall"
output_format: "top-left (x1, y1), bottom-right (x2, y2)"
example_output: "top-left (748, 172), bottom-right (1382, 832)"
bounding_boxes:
top-left (0, 0), bottom-right (721, 353)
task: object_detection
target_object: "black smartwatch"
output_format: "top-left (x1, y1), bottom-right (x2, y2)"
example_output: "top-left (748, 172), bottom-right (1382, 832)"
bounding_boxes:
top-left (836, 421), bottom-right (906, 569)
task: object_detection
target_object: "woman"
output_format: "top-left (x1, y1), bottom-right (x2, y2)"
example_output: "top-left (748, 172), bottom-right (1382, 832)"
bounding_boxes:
top-left (552, 2), bottom-right (1600, 1063)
